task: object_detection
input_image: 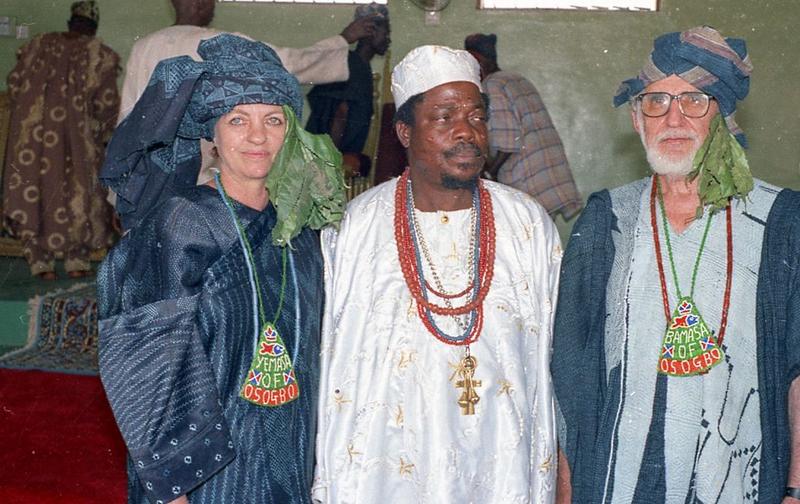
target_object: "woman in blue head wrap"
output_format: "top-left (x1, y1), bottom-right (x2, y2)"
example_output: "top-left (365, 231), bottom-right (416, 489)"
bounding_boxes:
top-left (97, 34), bottom-right (344, 504)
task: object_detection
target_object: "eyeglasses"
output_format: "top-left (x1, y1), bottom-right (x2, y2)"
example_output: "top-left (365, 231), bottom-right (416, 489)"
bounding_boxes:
top-left (635, 92), bottom-right (715, 118)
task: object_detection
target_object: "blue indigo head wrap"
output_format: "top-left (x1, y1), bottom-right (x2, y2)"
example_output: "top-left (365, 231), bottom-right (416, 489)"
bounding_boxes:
top-left (101, 34), bottom-right (305, 230)
top-left (613, 26), bottom-right (753, 147)
top-left (184, 35), bottom-right (302, 140)
top-left (354, 2), bottom-right (389, 21)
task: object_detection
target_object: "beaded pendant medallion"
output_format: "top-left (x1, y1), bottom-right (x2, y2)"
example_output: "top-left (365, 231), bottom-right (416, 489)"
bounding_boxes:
top-left (240, 323), bottom-right (300, 407)
top-left (214, 172), bottom-right (300, 409)
top-left (650, 176), bottom-right (732, 379)
top-left (658, 296), bottom-right (724, 376)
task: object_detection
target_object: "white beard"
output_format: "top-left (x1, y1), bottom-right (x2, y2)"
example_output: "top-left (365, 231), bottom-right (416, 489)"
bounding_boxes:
top-left (637, 109), bottom-right (701, 176)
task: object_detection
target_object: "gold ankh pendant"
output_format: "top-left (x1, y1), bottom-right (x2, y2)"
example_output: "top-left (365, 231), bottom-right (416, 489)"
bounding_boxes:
top-left (455, 355), bottom-right (481, 415)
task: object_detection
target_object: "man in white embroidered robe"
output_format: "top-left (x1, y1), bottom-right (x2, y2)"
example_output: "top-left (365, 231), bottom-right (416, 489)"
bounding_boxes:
top-left (313, 45), bottom-right (561, 504)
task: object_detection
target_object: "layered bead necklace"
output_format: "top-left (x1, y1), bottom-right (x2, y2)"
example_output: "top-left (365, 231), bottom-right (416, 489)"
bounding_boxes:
top-left (650, 176), bottom-right (732, 377)
top-left (394, 169), bottom-right (495, 414)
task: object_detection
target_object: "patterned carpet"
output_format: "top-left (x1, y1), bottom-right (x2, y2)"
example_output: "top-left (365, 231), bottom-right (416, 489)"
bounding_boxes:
top-left (0, 345), bottom-right (19, 357)
top-left (0, 282), bottom-right (99, 375)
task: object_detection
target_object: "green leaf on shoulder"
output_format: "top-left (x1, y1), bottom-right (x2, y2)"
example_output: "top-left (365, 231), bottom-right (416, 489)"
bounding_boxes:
top-left (691, 114), bottom-right (753, 216)
top-left (266, 106), bottom-right (347, 246)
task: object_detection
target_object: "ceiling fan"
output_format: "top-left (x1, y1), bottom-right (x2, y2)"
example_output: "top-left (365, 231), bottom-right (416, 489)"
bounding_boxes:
top-left (408, 0), bottom-right (452, 12)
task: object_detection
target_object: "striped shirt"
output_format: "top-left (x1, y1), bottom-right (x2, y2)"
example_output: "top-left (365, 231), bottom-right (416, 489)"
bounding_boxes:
top-left (485, 71), bottom-right (582, 219)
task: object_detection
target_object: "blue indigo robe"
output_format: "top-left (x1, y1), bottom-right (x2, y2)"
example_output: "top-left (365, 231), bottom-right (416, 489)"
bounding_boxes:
top-left (552, 180), bottom-right (800, 503)
top-left (98, 186), bottom-right (323, 504)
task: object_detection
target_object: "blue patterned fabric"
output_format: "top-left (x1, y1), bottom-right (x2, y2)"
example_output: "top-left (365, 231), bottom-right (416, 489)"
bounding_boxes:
top-left (552, 182), bottom-right (800, 503)
top-left (354, 1), bottom-right (388, 20)
top-left (100, 34), bottom-right (302, 230)
top-left (98, 186), bottom-right (323, 503)
top-left (613, 26), bottom-right (753, 147)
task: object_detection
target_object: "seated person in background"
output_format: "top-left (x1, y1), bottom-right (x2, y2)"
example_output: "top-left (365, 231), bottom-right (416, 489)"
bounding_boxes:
top-left (306, 2), bottom-right (391, 178)
top-left (465, 33), bottom-right (582, 221)
top-left (98, 34), bottom-right (345, 504)
top-left (2, 0), bottom-right (119, 279)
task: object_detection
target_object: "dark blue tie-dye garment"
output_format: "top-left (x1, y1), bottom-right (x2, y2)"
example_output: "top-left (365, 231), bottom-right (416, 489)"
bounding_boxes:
top-left (98, 185), bottom-right (322, 504)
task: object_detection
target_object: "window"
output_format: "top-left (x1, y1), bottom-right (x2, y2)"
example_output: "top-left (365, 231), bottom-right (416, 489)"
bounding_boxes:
top-left (479, 0), bottom-right (657, 10)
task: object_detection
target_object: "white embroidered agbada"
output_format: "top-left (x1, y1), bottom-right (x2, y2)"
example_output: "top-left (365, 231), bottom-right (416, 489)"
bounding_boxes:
top-left (313, 178), bottom-right (561, 504)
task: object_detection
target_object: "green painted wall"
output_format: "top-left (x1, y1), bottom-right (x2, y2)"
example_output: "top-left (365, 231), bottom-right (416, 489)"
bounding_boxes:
top-left (1, 0), bottom-right (798, 235)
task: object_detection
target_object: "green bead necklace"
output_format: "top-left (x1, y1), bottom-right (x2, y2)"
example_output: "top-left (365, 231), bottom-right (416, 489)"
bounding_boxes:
top-left (215, 172), bottom-right (300, 407)
top-left (651, 176), bottom-right (726, 377)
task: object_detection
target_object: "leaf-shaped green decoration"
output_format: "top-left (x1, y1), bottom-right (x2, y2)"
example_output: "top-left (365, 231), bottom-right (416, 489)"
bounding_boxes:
top-left (266, 105), bottom-right (346, 247)
top-left (688, 114), bottom-right (753, 219)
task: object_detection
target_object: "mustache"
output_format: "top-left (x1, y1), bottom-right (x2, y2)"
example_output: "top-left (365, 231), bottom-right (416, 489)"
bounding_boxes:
top-left (443, 142), bottom-right (484, 159)
top-left (653, 129), bottom-right (699, 143)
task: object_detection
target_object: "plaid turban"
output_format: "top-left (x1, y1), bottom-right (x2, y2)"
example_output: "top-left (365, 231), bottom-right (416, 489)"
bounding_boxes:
top-left (464, 33), bottom-right (497, 62)
top-left (613, 26), bottom-right (753, 147)
top-left (71, 0), bottom-right (99, 24)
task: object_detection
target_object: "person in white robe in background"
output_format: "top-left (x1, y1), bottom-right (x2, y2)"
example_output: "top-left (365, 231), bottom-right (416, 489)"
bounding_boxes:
top-left (118, 0), bottom-right (378, 121)
top-left (313, 45), bottom-right (560, 504)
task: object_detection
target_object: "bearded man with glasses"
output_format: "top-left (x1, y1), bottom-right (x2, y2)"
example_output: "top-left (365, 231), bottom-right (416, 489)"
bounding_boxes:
top-left (552, 26), bottom-right (800, 504)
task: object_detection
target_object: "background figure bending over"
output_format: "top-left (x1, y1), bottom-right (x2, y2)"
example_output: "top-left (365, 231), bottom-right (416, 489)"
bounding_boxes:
top-left (118, 0), bottom-right (379, 121)
top-left (2, 0), bottom-right (119, 279)
top-left (306, 2), bottom-right (391, 178)
top-left (465, 33), bottom-right (582, 221)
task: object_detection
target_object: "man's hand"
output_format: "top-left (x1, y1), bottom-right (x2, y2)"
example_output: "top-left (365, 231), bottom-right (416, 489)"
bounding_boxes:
top-left (557, 448), bottom-right (572, 504)
top-left (341, 152), bottom-right (371, 178)
top-left (340, 16), bottom-right (377, 44)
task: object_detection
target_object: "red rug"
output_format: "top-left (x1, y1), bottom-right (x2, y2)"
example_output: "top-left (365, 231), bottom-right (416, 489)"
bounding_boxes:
top-left (0, 369), bottom-right (126, 503)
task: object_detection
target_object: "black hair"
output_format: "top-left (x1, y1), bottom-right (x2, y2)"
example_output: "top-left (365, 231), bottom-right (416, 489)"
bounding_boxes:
top-left (393, 92), bottom-right (425, 127)
top-left (67, 16), bottom-right (98, 36)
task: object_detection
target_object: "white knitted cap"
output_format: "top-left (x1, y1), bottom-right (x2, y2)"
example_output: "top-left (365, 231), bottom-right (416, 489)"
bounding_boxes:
top-left (391, 45), bottom-right (482, 109)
